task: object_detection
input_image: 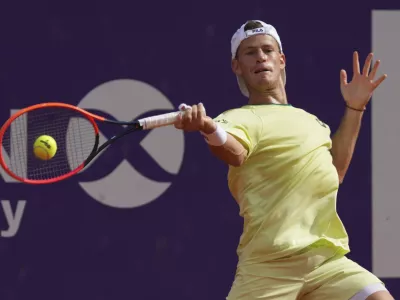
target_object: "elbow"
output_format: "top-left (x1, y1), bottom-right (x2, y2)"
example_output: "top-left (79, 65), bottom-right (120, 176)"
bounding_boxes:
top-left (227, 152), bottom-right (247, 167)
top-left (210, 145), bottom-right (248, 167)
top-left (336, 169), bottom-right (345, 184)
top-left (229, 156), bottom-right (245, 167)
top-left (331, 155), bottom-right (346, 184)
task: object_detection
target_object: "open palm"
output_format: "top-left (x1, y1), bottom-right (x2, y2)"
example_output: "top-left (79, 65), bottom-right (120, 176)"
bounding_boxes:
top-left (340, 51), bottom-right (387, 110)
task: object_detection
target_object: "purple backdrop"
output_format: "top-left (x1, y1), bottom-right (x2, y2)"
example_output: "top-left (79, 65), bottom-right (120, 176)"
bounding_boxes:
top-left (0, 1), bottom-right (399, 299)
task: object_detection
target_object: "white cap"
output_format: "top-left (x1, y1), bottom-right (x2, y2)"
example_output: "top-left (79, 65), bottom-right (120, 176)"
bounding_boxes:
top-left (231, 20), bottom-right (286, 97)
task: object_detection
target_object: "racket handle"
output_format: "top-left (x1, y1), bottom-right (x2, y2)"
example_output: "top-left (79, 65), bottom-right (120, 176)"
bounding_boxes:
top-left (138, 111), bottom-right (181, 130)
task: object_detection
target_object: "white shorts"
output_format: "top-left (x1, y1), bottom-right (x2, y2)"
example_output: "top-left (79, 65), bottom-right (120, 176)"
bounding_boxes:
top-left (227, 247), bottom-right (390, 300)
top-left (350, 283), bottom-right (388, 300)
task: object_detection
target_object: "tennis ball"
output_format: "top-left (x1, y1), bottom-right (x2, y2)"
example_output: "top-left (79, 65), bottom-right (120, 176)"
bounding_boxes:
top-left (33, 135), bottom-right (57, 160)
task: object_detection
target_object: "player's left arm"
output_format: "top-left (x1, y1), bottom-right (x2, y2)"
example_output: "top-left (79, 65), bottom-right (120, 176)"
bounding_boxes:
top-left (331, 108), bottom-right (364, 183)
top-left (331, 51), bottom-right (387, 183)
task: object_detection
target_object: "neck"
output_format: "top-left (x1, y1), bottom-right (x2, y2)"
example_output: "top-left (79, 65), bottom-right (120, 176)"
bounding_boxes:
top-left (249, 82), bottom-right (288, 105)
top-left (247, 85), bottom-right (288, 105)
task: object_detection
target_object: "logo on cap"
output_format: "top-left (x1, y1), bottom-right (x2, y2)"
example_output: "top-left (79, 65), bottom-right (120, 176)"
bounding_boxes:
top-left (245, 27), bottom-right (266, 37)
top-left (252, 28), bottom-right (264, 33)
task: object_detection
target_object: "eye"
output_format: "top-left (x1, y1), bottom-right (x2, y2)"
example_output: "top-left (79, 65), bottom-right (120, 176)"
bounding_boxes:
top-left (245, 50), bottom-right (256, 55)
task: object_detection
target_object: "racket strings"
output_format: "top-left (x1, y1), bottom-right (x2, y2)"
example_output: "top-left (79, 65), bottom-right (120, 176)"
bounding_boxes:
top-left (1, 107), bottom-right (97, 181)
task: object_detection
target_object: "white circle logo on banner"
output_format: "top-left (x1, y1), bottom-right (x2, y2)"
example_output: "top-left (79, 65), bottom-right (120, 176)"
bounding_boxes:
top-left (69, 79), bottom-right (185, 209)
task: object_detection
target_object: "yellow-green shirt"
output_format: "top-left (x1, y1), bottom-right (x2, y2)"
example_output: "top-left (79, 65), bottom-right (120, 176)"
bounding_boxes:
top-left (214, 104), bottom-right (349, 266)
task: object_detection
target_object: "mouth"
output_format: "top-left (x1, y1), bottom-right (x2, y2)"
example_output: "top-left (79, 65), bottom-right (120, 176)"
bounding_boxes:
top-left (254, 67), bottom-right (272, 74)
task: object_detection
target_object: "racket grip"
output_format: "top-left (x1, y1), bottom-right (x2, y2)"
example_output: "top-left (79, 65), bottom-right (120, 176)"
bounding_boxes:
top-left (138, 111), bottom-right (181, 130)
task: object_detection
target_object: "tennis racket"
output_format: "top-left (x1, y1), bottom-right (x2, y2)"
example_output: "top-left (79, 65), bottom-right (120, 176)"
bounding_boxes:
top-left (0, 102), bottom-right (191, 184)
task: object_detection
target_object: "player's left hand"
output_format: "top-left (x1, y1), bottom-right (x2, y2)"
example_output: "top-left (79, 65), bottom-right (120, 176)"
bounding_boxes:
top-left (340, 51), bottom-right (387, 110)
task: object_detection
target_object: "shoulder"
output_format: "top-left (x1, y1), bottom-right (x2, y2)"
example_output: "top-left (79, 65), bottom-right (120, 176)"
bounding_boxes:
top-left (213, 107), bottom-right (263, 154)
top-left (299, 108), bottom-right (330, 128)
top-left (214, 107), bottom-right (260, 126)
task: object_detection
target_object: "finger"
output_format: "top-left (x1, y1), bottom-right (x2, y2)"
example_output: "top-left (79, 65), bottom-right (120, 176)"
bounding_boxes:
top-left (372, 74), bottom-right (388, 90)
top-left (369, 59), bottom-right (380, 80)
top-left (174, 122), bottom-right (184, 129)
top-left (180, 105), bottom-right (192, 125)
top-left (191, 104), bottom-right (198, 120)
top-left (197, 102), bottom-right (206, 118)
top-left (340, 69), bottom-right (348, 86)
top-left (179, 103), bottom-right (191, 111)
top-left (362, 53), bottom-right (373, 76)
top-left (353, 51), bottom-right (360, 76)
top-left (174, 113), bottom-right (184, 129)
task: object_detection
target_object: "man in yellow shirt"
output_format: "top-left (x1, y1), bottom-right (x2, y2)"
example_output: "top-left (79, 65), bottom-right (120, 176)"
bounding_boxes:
top-left (174, 20), bottom-right (392, 300)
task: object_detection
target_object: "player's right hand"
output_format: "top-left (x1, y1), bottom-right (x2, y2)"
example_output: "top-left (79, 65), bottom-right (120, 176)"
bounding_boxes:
top-left (174, 103), bottom-right (216, 134)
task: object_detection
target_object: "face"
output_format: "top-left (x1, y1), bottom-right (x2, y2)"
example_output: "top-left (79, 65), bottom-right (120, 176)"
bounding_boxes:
top-left (232, 34), bottom-right (286, 92)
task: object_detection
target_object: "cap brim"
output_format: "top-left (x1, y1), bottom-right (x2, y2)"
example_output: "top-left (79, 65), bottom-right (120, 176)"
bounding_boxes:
top-left (237, 68), bottom-right (287, 97)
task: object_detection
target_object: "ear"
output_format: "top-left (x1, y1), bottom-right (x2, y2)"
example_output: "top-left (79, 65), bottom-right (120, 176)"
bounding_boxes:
top-left (231, 58), bottom-right (242, 76)
top-left (280, 53), bottom-right (286, 70)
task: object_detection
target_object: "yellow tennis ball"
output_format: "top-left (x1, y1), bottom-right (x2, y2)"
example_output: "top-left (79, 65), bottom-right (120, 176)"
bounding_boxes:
top-left (33, 135), bottom-right (57, 160)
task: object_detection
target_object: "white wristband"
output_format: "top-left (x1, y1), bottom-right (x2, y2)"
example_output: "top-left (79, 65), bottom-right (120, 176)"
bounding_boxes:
top-left (200, 123), bottom-right (228, 146)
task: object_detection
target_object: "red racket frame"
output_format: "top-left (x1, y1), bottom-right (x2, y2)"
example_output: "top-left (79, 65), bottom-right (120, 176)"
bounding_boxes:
top-left (0, 102), bottom-right (104, 184)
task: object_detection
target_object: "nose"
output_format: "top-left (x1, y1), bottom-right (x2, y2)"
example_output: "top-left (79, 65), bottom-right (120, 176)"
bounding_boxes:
top-left (256, 49), bottom-right (267, 62)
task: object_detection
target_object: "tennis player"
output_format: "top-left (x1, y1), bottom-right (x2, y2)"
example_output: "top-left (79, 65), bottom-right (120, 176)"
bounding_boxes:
top-left (174, 20), bottom-right (392, 300)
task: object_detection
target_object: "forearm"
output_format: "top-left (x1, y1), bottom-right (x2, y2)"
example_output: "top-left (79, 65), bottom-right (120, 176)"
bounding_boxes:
top-left (331, 107), bottom-right (364, 182)
top-left (208, 134), bottom-right (248, 167)
top-left (201, 122), bottom-right (248, 167)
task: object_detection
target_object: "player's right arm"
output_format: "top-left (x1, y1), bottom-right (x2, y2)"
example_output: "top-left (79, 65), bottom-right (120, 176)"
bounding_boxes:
top-left (174, 103), bottom-right (249, 167)
top-left (207, 131), bottom-right (248, 167)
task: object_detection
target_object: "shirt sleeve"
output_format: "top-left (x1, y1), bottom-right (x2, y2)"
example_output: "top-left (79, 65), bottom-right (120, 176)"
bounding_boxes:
top-left (213, 109), bottom-right (261, 156)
